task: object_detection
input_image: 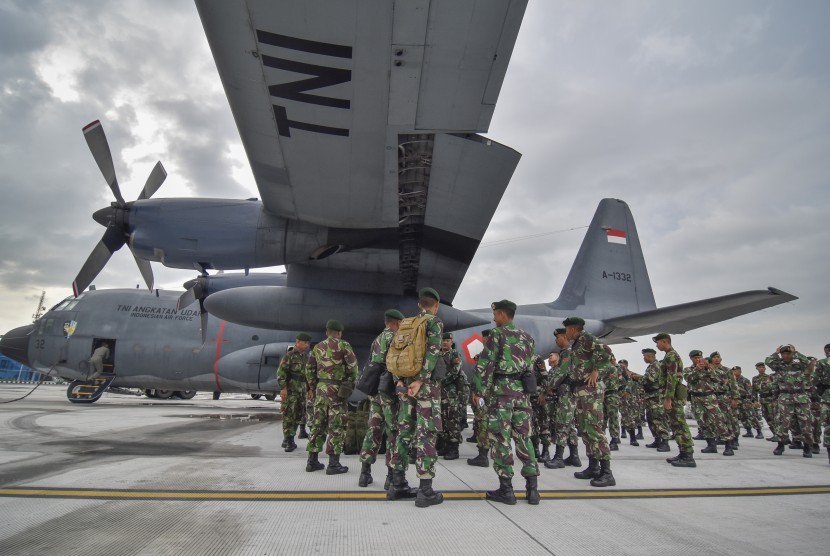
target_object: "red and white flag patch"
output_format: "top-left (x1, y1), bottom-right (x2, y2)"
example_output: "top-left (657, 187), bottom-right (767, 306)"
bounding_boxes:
top-left (606, 229), bottom-right (627, 245)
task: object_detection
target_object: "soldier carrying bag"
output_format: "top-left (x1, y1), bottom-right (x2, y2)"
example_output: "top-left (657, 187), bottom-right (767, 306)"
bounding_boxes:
top-left (356, 360), bottom-right (384, 396)
top-left (386, 314), bottom-right (433, 379)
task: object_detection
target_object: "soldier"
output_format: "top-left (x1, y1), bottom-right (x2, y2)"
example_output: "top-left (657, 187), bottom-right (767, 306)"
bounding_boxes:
top-left (684, 351), bottom-right (708, 441)
top-left (563, 316), bottom-right (615, 487)
top-left (752, 362), bottom-right (776, 440)
top-left (545, 329), bottom-right (581, 469)
top-left (304, 320), bottom-right (359, 475)
top-left (530, 354), bottom-right (551, 462)
top-left (471, 300), bottom-right (540, 505)
top-left (277, 332), bottom-right (311, 452)
top-left (87, 342), bottom-right (111, 381)
top-left (815, 344), bottom-right (830, 465)
top-left (766, 345), bottom-right (815, 457)
top-left (653, 333), bottom-right (696, 467)
top-left (437, 333), bottom-right (467, 461)
top-left (388, 288), bottom-right (444, 507)
top-left (618, 359), bottom-right (629, 439)
top-left (641, 348), bottom-right (671, 452)
top-left (685, 352), bottom-right (734, 455)
top-left (620, 367), bottom-right (642, 446)
top-left (358, 309), bottom-right (406, 489)
top-left (603, 356), bottom-right (622, 451)
top-left (733, 366), bottom-right (763, 439)
top-left (709, 352), bottom-right (741, 449)
top-left (467, 330), bottom-right (493, 468)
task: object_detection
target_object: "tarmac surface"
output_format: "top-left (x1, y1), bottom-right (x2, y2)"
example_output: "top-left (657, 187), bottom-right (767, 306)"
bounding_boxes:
top-left (1, 383), bottom-right (828, 555)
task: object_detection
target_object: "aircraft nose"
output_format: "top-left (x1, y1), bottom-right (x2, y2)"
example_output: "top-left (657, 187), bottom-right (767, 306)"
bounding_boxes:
top-left (0, 324), bottom-right (35, 367)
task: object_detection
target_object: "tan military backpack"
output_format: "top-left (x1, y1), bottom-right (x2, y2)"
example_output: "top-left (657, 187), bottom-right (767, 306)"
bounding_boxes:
top-left (386, 314), bottom-right (433, 378)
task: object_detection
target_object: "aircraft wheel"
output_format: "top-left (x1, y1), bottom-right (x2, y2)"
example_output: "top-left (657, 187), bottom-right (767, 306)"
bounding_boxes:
top-left (177, 390), bottom-right (197, 399)
top-left (155, 389), bottom-right (175, 399)
top-left (250, 394), bottom-right (262, 400)
top-left (264, 394), bottom-right (276, 401)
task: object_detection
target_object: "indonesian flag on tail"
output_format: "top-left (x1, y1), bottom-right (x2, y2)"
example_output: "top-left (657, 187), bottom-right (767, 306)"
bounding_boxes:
top-left (606, 229), bottom-right (627, 245)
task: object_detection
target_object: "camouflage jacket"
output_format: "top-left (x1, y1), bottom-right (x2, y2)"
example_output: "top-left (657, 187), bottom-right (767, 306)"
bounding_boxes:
top-left (641, 362), bottom-right (662, 397)
top-left (622, 373), bottom-right (641, 400)
top-left (305, 335), bottom-right (358, 389)
top-left (472, 321), bottom-right (534, 397)
top-left (765, 351), bottom-right (813, 403)
top-left (440, 348), bottom-right (468, 398)
top-left (413, 310), bottom-right (444, 384)
top-left (568, 331), bottom-right (607, 395)
top-left (683, 365), bottom-right (699, 392)
top-left (548, 348), bottom-right (572, 397)
top-left (367, 328), bottom-right (394, 389)
top-left (815, 358), bottom-right (830, 402)
top-left (277, 348), bottom-right (309, 390)
top-left (752, 373), bottom-right (775, 399)
top-left (532, 355), bottom-right (549, 399)
top-left (736, 375), bottom-right (753, 399)
top-left (659, 349), bottom-right (684, 402)
top-left (719, 365), bottom-right (740, 401)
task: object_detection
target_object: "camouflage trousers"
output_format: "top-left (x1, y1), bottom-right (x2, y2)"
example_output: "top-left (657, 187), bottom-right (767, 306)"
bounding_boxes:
top-left (281, 384), bottom-right (307, 437)
top-left (698, 395), bottom-right (733, 442)
top-left (645, 395), bottom-right (671, 440)
top-left (391, 382), bottom-right (442, 479)
top-left (739, 400), bottom-right (761, 430)
top-left (726, 403), bottom-right (740, 437)
top-left (821, 400), bottom-right (830, 447)
top-left (472, 399), bottom-right (490, 449)
top-left (811, 400), bottom-right (821, 444)
top-left (690, 396), bottom-right (708, 437)
top-left (307, 384), bottom-right (348, 455)
top-left (620, 393), bottom-right (640, 430)
top-left (439, 390), bottom-right (464, 446)
top-left (487, 392), bottom-right (539, 478)
top-left (574, 391), bottom-right (611, 462)
top-left (668, 400), bottom-right (694, 452)
top-left (530, 395), bottom-right (551, 447)
top-left (303, 396), bottom-right (313, 426)
top-left (359, 392), bottom-right (398, 466)
top-left (759, 397), bottom-right (776, 432)
top-left (550, 393), bottom-right (578, 447)
top-left (603, 392), bottom-right (620, 439)
top-left (775, 398), bottom-right (815, 445)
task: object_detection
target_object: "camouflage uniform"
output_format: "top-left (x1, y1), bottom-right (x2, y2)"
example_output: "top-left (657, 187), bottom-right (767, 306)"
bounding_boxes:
top-left (602, 363), bottom-right (621, 444)
top-left (684, 364), bottom-right (708, 438)
top-left (641, 361), bottom-right (671, 442)
top-left (472, 321), bottom-right (539, 479)
top-left (438, 346), bottom-right (467, 450)
top-left (277, 348), bottom-right (309, 438)
top-left (305, 335), bottom-right (358, 455)
top-left (569, 331), bottom-right (611, 462)
top-left (766, 350), bottom-right (816, 451)
top-left (390, 311), bottom-right (443, 479)
top-left (814, 357), bottom-right (830, 452)
top-left (736, 374), bottom-right (761, 434)
top-left (620, 373), bottom-right (642, 431)
top-left (471, 354), bottom-right (491, 451)
top-left (719, 365), bottom-right (741, 440)
top-left (686, 364), bottom-right (734, 445)
top-left (752, 371), bottom-right (776, 436)
top-left (549, 348), bottom-right (578, 448)
top-left (359, 328), bottom-right (399, 467)
top-left (529, 355), bottom-right (551, 453)
top-left (660, 348), bottom-right (694, 454)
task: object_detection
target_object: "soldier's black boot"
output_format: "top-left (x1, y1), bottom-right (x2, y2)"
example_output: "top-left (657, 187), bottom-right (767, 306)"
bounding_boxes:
top-left (436, 436), bottom-right (447, 457)
top-left (693, 430), bottom-right (705, 441)
top-left (358, 463), bottom-right (372, 487)
top-left (722, 439), bottom-right (734, 456)
top-left (539, 444), bottom-right (551, 462)
top-left (656, 438), bottom-right (671, 452)
top-left (671, 451), bottom-right (697, 468)
top-left (545, 445), bottom-right (565, 469)
top-left (773, 441), bottom-right (786, 456)
top-left (621, 427), bottom-right (627, 439)
top-left (803, 445), bottom-right (813, 458)
top-left (443, 443), bottom-right (459, 460)
top-left (701, 438), bottom-right (718, 454)
top-left (281, 438), bottom-right (288, 448)
top-left (415, 479), bottom-right (444, 508)
top-left (326, 454), bottom-right (349, 475)
top-left (284, 436), bottom-right (297, 452)
top-left (628, 429), bottom-right (639, 446)
top-left (298, 426), bottom-right (309, 439)
top-left (387, 470), bottom-right (417, 500)
top-left (755, 428), bottom-right (764, 439)
top-left (743, 428), bottom-right (754, 438)
top-left (646, 437), bottom-right (660, 449)
top-left (636, 426), bottom-right (644, 439)
top-left (564, 443), bottom-right (582, 467)
top-left (486, 476), bottom-right (517, 505)
top-left (306, 451), bottom-right (324, 472)
top-left (609, 438), bottom-right (619, 451)
top-left (666, 450), bottom-right (681, 463)
top-left (811, 444), bottom-right (820, 454)
top-left (768, 434), bottom-right (779, 442)
top-left (732, 435), bottom-right (739, 449)
top-left (574, 457), bottom-right (600, 480)
top-left (467, 447), bottom-right (489, 467)
top-left (525, 476), bottom-right (540, 505)
top-left (590, 459), bottom-right (616, 487)
top-left (789, 440), bottom-right (803, 450)
top-left (466, 433), bottom-right (477, 443)
top-left (384, 467), bottom-right (393, 491)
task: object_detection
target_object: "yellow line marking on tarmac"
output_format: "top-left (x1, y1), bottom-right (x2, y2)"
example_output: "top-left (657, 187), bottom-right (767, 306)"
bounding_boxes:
top-left (0, 485), bottom-right (828, 502)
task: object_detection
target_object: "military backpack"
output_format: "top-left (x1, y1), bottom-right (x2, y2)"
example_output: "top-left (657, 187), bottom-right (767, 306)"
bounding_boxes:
top-left (386, 314), bottom-right (433, 378)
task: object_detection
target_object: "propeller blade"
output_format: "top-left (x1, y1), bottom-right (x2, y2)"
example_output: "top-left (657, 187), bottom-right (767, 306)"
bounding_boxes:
top-left (82, 120), bottom-right (126, 206)
top-left (130, 247), bottom-right (154, 291)
top-left (177, 279), bottom-right (205, 310)
top-left (138, 161), bottom-right (167, 200)
top-left (199, 300), bottom-right (209, 344)
top-left (72, 227), bottom-right (126, 296)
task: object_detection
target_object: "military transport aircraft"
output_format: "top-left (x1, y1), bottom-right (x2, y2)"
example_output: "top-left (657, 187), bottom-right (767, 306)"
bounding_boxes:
top-left (0, 198), bottom-right (796, 403)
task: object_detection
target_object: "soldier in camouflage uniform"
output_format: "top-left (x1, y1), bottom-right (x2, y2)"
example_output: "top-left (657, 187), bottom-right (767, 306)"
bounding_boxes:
top-left (620, 367), bottom-right (642, 446)
top-left (653, 333), bottom-right (696, 467)
top-left (388, 288), bottom-right (444, 507)
top-left (603, 356), bottom-right (622, 451)
top-left (709, 352), bottom-right (741, 449)
top-left (304, 319), bottom-right (359, 475)
top-left (530, 354), bottom-right (551, 462)
top-left (684, 351), bottom-right (708, 441)
top-left (358, 309), bottom-right (406, 489)
top-left (467, 330), bottom-right (493, 468)
top-left (562, 316), bottom-right (615, 487)
top-left (471, 299), bottom-right (540, 505)
top-left (545, 329), bottom-right (581, 469)
top-left (815, 343), bottom-right (830, 465)
top-left (753, 362), bottom-right (777, 441)
top-left (733, 366), bottom-right (763, 439)
top-left (277, 332), bottom-right (311, 452)
top-left (437, 333), bottom-right (468, 461)
top-left (641, 348), bottom-right (671, 452)
top-left (766, 344), bottom-right (815, 457)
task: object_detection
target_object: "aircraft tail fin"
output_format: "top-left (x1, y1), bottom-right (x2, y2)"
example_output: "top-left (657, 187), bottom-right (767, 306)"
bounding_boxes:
top-left (550, 198), bottom-right (656, 319)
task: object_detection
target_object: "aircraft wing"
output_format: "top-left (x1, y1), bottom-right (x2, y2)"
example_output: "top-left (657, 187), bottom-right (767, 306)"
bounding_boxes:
top-left (601, 288), bottom-right (798, 341)
top-left (196, 0), bottom-right (526, 302)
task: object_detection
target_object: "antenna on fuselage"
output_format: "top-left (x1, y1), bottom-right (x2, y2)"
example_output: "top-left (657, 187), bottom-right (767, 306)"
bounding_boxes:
top-left (31, 290), bottom-right (46, 323)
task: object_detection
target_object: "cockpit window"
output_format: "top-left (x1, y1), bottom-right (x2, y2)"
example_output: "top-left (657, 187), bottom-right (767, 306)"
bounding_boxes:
top-left (50, 294), bottom-right (84, 312)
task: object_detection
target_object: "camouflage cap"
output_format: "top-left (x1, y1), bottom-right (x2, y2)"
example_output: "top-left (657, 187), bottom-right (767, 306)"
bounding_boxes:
top-left (652, 332), bottom-right (671, 343)
top-left (563, 316), bottom-right (585, 327)
top-left (755, 362), bottom-right (766, 368)
top-left (295, 332), bottom-right (311, 342)
top-left (442, 332), bottom-right (453, 340)
top-left (384, 308), bottom-right (405, 321)
top-left (824, 343), bottom-right (830, 350)
top-left (491, 299), bottom-right (517, 312)
top-left (553, 328), bottom-right (566, 336)
top-left (689, 350), bottom-right (703, 357)
top-left (710, 351), bottom-right (721, 358)
top-left (325, 319), bottom-right (344, 332)
top-left (419, 287), bottom-right (440, 302)
top-left (641, 348), bottom-right (656, 354)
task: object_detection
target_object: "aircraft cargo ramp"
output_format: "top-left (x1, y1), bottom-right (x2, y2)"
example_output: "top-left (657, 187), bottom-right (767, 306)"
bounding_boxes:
top-left (0, 384), bottom-right (827, 555)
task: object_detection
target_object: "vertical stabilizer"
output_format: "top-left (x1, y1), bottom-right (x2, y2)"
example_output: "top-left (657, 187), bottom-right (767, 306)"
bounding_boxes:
top-left (550, 199), bottom-right (656, 319)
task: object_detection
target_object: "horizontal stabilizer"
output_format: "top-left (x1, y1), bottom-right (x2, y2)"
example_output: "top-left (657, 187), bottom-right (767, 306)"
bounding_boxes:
top-left (602, 287), bottom-right (797, 341)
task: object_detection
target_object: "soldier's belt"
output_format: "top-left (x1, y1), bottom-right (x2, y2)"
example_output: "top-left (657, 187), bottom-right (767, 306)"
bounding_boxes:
top-left (317, 378), bottom-right (343, 385)
top-left (642, 386), bottom-right (659, 393)
top-left (493, 373), bottom-right (521, 379)
top-left (288, 372), bottom-right (306, 380)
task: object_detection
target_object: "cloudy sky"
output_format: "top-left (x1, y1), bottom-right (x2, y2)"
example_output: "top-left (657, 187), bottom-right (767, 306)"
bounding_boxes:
top-left (1, 0), bottom-right (828, 375)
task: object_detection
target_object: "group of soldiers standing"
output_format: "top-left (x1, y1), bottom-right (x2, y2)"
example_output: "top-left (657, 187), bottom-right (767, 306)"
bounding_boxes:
top-left (275, 289), bottom-right (830, 507)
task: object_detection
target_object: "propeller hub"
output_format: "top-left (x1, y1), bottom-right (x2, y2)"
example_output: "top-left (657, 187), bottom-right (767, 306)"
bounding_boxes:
top-left (92, 206), bottom-right (115, 227)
